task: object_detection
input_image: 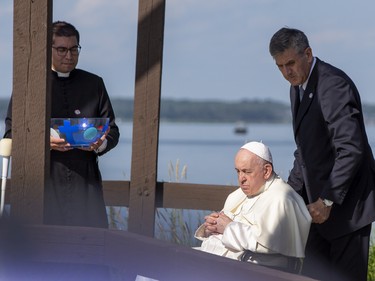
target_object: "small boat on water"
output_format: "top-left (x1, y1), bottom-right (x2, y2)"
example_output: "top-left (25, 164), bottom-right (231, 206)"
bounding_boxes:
top-left (234, 121), bottom-right (247, 134)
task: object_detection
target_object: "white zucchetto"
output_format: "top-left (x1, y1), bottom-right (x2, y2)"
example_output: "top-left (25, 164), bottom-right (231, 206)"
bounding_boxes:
top-left (241, 141), bottom-right (273, 164)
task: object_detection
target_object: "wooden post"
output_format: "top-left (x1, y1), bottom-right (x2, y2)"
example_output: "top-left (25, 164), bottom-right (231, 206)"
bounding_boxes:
top-left (128, 0), bottom-right (165, 236)
top-left (11, 0), bottom-right (52, 223)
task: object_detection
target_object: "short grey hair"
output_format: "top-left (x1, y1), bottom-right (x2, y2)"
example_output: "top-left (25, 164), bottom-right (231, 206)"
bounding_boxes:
top-left (254, 155), bottom-right (273, 171)
top-left (269, 27), bottom-right (310, 57)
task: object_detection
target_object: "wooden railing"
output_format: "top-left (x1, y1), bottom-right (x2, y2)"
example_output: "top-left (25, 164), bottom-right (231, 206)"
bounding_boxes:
top-left (102, 180), bottom-right (236, 210)
top-left (5, 180), bottom-right (236, 218)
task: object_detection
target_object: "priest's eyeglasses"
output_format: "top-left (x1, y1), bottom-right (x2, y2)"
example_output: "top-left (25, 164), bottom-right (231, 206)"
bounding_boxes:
top-left (52, 45), bottom-right (81, 57)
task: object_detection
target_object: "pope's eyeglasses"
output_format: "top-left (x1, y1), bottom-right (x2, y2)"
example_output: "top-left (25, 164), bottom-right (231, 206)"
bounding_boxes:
top-left (52, 45), bottom-right (81, 57)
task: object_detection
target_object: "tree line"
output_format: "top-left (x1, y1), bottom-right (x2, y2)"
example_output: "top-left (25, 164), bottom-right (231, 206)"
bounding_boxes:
top-left (1, 98), bottom-right (375, 124)
top-left (109, 98), bottom-right (375, 124)
top-left (111, 98), bottom-right (292, 123)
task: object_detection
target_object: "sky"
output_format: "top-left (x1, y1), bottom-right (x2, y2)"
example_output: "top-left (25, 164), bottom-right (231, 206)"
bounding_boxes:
top-left (1, 0), bottom-right (375, 104)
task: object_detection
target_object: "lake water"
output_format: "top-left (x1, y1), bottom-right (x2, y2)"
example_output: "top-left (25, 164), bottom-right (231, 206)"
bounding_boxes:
top-left (100, 121), bottom-right (375, 184)
top-left (99, 122), bottom-right (299, 185)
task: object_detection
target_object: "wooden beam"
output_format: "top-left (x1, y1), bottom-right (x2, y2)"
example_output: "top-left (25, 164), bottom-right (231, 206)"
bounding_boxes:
top-left (108, 181), bottom-right (235, 211)
top-left (102, 180), bottom-right (130, 206)
top-left (11, 0), bottom-right (52, 223)
top-left (5, 180), bottom-right (234, 211)
top-left (162, 183), bottom-right (236, 210)
top-left (128, 0), bottom-right (166, 236)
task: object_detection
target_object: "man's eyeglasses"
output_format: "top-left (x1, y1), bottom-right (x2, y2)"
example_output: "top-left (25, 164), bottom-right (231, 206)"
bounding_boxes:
top-left (52, 45), bottom-right (81, 57)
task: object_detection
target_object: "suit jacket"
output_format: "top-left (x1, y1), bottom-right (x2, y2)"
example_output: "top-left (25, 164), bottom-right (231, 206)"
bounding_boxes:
top-left (288, 57), bottom-right (375, 240)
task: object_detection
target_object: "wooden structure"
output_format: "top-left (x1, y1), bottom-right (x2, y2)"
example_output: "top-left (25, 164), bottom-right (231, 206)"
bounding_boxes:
top-left (10, 0), bottom-right (235, 236)
top-left (4, 1), bottom-right (314, 280)
top-left (11, 0), bottom-right (52, 224)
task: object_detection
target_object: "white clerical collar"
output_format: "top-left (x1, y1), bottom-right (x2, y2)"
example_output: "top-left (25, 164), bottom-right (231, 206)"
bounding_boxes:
top-left (52, 68), bottom-right (70, 77)
top-left (57, 71), bottom-right (70, 77)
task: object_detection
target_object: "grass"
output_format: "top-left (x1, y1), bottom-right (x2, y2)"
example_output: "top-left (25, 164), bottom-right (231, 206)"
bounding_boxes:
top-left (107, 206), bottom-right (210, 247)
top-left (155, 208), bottom-right (210, 247)
top-left (168, 159), bottom-right (187, 182)
top-left (107, 206), bottom-right (128, 230)
top-left (369, 240), bottom-right (375, 280)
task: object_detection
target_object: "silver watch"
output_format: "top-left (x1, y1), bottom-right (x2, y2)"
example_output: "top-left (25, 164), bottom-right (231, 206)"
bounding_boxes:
top-left (322, 199), bottom-right (333, 207)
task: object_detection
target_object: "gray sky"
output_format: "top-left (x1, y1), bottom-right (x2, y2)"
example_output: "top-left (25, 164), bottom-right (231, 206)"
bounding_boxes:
top-left (1, 0), bottom-right (375, 104)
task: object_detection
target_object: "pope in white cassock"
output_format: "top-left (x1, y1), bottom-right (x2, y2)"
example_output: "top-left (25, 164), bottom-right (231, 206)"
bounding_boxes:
top-left (194, 141), bottom-right (311, 273)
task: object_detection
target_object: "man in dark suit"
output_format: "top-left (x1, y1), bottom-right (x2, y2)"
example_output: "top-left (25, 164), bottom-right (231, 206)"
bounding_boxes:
top-left (269, 27), bottom-right (375, 281)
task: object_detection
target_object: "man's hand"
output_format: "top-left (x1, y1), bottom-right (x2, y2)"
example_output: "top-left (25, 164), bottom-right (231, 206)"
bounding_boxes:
top-left (50, 136), bottom-right (72, 152)
top-left (79, 126), bottom-right (110, 152)
top-left (203, 212), bottom-right (220, 237)
top-left (307, 198), bottom-right (332, 224)
top-left (203, 211), bottom-right (233, 237)
top-left (215, 212), bottom-right (233, 233)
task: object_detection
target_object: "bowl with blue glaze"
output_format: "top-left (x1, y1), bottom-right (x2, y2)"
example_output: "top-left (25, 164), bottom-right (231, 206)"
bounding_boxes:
top-left (51, 118), bottom-right (109, 147)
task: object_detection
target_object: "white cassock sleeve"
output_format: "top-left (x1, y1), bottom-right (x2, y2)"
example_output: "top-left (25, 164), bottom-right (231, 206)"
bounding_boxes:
top-left (221, 221), bottom-right (258, 252)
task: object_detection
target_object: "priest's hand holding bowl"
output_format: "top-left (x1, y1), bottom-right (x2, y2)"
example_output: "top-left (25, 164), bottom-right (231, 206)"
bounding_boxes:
top-left (50, 134), bottom-right (72, 151)
top-left (79, 127), bottom-right (110, 152)
top-left (50, 120), bottom-right (110, 152)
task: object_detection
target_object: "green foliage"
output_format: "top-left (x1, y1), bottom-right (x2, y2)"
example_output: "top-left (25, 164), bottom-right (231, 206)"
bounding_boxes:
top-left (369, 241), bottom-right (375, 281)
top-left (107, 98), bottom-right (375, 124)
top-left (159, 99), bottom-right (291, 123)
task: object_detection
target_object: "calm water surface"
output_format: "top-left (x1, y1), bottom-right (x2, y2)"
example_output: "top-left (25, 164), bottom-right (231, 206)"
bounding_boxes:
top-left (99, 122), bottom-right (299, 184)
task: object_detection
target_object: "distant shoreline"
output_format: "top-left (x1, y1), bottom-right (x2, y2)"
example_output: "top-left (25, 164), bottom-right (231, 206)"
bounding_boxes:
top-left (1, 97), bottom-right (375, 124)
